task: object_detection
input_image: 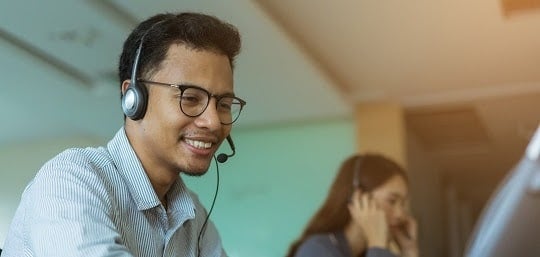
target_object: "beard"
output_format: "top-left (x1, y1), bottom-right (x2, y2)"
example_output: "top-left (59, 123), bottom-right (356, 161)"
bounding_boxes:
top-left (181, 170), bottom-right (209, 177)
top-left (179, 160), bottom-right (212, 176)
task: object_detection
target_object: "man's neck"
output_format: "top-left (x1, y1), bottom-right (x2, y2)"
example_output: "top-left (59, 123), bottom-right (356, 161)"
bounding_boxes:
top-left (147, 167), bottom-right (178, 208)
top-left (124, 124), bottom-right (178, 208)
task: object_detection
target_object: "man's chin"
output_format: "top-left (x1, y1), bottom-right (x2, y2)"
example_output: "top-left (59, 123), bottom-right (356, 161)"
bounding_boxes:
top-left (181, 169), bottom-right (209, 177)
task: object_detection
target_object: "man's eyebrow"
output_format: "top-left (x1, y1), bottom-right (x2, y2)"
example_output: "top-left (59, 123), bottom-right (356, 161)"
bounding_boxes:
top-left (174, 82), bottom-right (236, 96)
top-left (219, 92), bottom-right (236, 97)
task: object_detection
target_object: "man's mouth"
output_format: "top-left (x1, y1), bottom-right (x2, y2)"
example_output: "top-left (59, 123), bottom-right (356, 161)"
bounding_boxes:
top-left (185, 139), bottom-right (213, 149)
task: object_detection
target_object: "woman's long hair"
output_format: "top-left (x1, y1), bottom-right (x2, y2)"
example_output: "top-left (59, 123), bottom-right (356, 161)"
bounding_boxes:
top-left (285, 153), bottom-right (408, 257)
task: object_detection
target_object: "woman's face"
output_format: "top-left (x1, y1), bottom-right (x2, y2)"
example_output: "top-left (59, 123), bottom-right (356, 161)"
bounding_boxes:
top-left (371, 175), bottom-right (410, 229)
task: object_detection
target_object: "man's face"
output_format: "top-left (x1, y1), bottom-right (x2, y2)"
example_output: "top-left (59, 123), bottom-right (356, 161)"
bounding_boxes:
top-left (133, 44), bottom-right (234, 176)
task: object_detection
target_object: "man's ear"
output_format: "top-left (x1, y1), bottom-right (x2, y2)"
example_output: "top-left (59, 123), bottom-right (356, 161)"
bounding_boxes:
top-left (121, 80), bottom-right (131, 95)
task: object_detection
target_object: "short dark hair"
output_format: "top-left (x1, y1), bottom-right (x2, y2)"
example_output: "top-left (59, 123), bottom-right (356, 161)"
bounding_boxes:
top-left (118, 12), bottom-right (241, 87)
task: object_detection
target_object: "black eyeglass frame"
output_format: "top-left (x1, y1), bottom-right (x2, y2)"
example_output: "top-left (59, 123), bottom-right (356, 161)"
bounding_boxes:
top-left (138, 79), bottom-right (247, 125)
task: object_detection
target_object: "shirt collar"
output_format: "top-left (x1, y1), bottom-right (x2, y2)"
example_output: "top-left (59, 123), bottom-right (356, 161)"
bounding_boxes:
top-left (106, 127), bottom-right (159, 210)
top-left (167, 178), bottom-right (195, 218)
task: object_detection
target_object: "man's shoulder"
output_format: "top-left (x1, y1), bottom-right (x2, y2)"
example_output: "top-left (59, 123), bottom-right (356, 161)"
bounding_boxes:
top-left (44, 145), bottom-right (111, 170)
top-left (33, 145), bottom-right (117, 188)
top-left (16, 145), bottom-right (121, 210)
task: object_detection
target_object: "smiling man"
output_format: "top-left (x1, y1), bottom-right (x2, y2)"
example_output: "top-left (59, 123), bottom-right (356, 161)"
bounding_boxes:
top-left (3, 12), bottom-right (246, 257)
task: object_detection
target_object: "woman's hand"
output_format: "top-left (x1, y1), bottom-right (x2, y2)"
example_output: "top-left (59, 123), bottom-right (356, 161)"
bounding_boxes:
top-left (391, 216), bottom-right (419, 257)
top-left (348, 190), bottom-right (389, 248)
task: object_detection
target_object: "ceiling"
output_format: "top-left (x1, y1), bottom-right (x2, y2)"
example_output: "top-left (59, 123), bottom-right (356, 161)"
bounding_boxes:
top-left (1, 0), bottom-right (540, 223)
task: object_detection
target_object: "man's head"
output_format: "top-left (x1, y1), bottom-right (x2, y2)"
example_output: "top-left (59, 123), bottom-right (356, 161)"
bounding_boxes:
top-left (118, 12), bottom-right (244, 176)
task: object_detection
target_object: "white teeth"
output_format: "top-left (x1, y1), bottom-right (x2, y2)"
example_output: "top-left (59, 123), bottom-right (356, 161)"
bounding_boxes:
top-left (185, 139), bottom-right (212, 149)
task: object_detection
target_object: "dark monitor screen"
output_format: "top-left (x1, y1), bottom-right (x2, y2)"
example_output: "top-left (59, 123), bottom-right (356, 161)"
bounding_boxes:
top-left (465, 126), bottom-right (540, 257)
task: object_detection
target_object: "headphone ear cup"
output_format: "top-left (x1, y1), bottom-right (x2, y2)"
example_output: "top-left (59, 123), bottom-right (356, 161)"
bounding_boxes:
top-left (121, 81), bottom-right (148, 120)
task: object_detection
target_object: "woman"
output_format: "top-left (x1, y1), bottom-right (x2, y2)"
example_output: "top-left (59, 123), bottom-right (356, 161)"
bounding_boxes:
top-left (286, 154), bottom-right (419, 257)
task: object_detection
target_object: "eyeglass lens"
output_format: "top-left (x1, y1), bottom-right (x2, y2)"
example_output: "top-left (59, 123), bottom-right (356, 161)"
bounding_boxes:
top-left (180, 87), bottom-right (243, 124)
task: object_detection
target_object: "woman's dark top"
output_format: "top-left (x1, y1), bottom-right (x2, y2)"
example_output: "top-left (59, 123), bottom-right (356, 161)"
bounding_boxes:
top-left (295, 231), bottom-right (398, 257)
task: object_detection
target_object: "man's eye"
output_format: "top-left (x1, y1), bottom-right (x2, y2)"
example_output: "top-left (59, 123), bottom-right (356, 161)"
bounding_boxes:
top-left (218, 102), bottom-right (232, 111)
top-left (181, 95), bottom-right (203, 105)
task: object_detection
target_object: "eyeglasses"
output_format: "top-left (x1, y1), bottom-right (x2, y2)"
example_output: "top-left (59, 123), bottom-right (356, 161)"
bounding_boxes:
top-left (139, 80), bottom-right (246, 125)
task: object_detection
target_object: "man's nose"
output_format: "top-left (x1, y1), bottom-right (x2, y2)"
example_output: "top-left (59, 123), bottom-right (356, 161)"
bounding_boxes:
top-left (194, 98), bottom-right (222, 129)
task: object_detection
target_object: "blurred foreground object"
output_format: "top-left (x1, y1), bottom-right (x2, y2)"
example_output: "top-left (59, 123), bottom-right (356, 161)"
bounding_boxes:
top-left (465, 125), bottom-right (540, 256)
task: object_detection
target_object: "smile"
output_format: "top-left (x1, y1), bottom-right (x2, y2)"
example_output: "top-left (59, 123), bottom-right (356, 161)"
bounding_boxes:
top-left (185, 139), bottom-right (213, 149)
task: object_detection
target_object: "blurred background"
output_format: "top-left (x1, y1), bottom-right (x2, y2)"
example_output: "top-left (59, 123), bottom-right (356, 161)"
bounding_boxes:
top-left (1, 1), bottom-right (539, 256)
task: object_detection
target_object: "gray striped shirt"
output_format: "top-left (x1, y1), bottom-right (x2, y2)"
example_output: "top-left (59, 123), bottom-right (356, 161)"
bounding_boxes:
top-left (2, 128), bottom-right (226, 257)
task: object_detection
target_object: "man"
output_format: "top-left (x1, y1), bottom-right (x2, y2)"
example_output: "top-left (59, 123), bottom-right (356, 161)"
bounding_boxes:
top-left (2, 12), bottom-right (245, 257)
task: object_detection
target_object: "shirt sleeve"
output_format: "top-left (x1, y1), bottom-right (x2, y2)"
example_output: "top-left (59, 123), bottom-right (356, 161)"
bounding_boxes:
top-left (24, 159), bottom-right (134, 257)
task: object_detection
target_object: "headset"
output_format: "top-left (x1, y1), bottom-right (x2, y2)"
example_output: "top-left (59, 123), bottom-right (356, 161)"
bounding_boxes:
top-left (352, 156), bottom-right (363, 190)
top-left (121, 20), bottom-right (168, 120)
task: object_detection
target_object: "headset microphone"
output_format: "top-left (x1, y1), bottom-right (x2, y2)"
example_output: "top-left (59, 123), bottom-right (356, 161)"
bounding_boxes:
top-left (217, 135), bottom-right (236, 163)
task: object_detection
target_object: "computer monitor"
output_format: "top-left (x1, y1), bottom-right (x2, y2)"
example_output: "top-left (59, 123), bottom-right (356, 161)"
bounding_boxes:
top-left (465, 126), bottom-right (540, 257)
